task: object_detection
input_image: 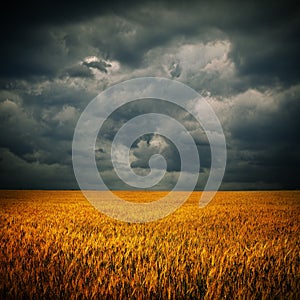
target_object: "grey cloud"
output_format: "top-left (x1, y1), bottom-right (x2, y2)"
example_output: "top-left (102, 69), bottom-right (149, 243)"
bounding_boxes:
top-left (2, 1), bottom-right (298, 88)
top-left (130, 134), bottom-right (181, 172)
top-left (62, 64), bottom-right (93, 78)
top-left (95, 99), bottom-right (206, 190)
top-left (0, 98), bottom-right (78, 180)
top-left (221, 86), bottom-right (300, 189)
top-left (229, 88), bottom-right (300, 146)
top-left (169, 62), bottom-right (182, 78)
top-left (0, 147), bottom-right (77, 189)
top-left (0, 0), bottom-right (299, 190)
top-left (82, 60), bottom-right (112, 73)
top-left (0, 99), bottom-right (42, 157)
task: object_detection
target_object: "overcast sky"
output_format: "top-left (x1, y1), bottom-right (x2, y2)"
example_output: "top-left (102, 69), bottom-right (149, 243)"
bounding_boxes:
top-left (0, 0), bottom-right (299, 190)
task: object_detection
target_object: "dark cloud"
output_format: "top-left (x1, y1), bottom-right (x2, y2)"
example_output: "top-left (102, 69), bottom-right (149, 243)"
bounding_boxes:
top-left (229, 88), bottom-right (300, 146)
top-left (130, 134), bottom-right (181, 172)
top-left (0, 99), bottom-right (41, 157)
top-left (62, 64), bottom-right (93, 78)
top-left (169, 62), bottom-right (182, 79)
top-left (221, 86), bottom-right (300, 189)
top-left (83, 60), bottom-right (112, 73)
top-left (228, 22), bottom-right (300, 87)
top-left (0, 0), bottom-right (298, 111)
top-left (0, 0), bottom-right (299, 190)
top-left (1, 0), bottom-right (299, 84)
top-left (0, 147), bottom-right (77, 189)
top-left (95, 99), bottom-right (205, 190)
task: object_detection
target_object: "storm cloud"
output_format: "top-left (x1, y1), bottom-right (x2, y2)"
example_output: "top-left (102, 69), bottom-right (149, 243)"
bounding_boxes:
top-left (0, 0), bottom-right (299, 190)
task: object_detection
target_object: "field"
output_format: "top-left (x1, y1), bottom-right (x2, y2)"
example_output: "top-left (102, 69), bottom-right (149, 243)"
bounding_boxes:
top-left (0, 190), bottom-right (299, 299)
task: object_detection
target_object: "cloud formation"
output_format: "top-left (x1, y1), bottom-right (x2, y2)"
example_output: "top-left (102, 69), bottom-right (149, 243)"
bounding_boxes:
top-left (0, 0), bottom-right (299, 190)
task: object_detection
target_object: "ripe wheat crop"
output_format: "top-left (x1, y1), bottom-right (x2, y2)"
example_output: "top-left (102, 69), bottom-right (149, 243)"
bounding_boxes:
top-left (0, 190), bottom-right (299, 299)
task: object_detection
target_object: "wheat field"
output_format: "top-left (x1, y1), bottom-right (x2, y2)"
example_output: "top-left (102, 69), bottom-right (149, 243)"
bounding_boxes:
top-left (0, 190), bottom-right (299, 299)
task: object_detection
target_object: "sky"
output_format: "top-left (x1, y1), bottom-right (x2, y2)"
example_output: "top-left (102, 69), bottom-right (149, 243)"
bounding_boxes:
top-left (0, 0), bottom-right (299, 190)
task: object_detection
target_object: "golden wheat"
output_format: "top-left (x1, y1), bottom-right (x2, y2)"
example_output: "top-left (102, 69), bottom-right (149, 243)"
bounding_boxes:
top-left (0, 190), bottom-right (299, 299)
